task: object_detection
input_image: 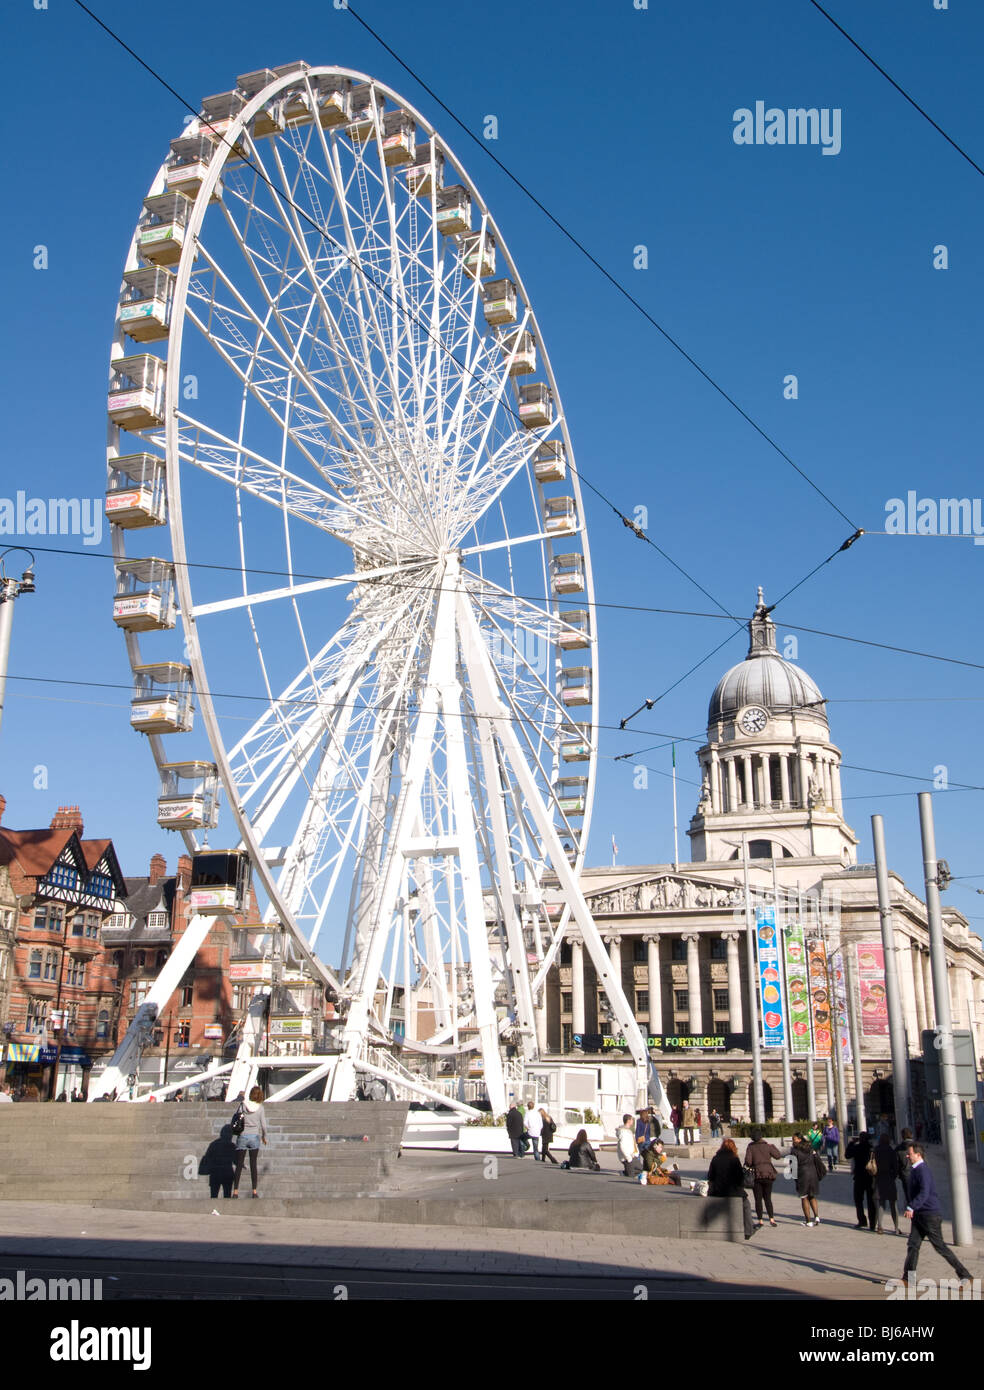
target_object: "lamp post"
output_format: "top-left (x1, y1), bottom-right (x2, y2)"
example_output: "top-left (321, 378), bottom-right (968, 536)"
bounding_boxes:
top-left (0, 548), bottom-right (36, 741)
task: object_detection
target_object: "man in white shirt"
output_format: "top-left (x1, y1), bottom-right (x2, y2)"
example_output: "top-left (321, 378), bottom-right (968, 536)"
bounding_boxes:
top-left (0, 1083), bottom-right (13, 1103)
top-left (617, 1114), bottom-right (642, 1176)
top-left (524, 1103), bottom-right (544, 1161)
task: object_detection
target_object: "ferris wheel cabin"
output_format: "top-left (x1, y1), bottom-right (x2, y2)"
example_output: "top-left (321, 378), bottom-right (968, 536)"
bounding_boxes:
top-left (561, 722), bottom-right (592, 763)
top-left (317, 75), bottom-right (352, 127)
top-left (166, 133), bottom-right (218, 200)
top-left (518, 382), bottom-right (552, 429)
top-left (188, 849), bottom-right (252, 914)
top-left (381, 110), bottom-right (415, 166)
top-left (557, 608), bottom-right (591, 649)
top-left (559, 665), bottom-right (592, 706)
top-left (482, 277), bottom-right (517, 326)
top-left (554, 776), bottom-right (588, 817)
top-left (156, 761), bottom-right (220, 830)
top-left (113, 557), bottom-right (176, 631)
top-left (551, 552), bottom-right (585, 595)
top-left (198, 89), bottom-right (248, 162)
top-left (137, 192), bottom-right (193, 267)
top-left (108, 355), bottom-right (166, 431)
top-left (436, 185), bottom-right (471, 235)
top-left (237, 69), bottom-right (285, 137)
top-left (129, 662), bottom-right (194, 735)
top-left (347, 83), bottom-right (380, 142)
top-left (502, 329), bottom-right (536, 376)
top-left (543, 495), bottom-right (578, 536)
top-left (119, 268), bottom-right (174, 344)
top-left (533, 440), bottom-right (566, 482)
top-left (460, 230), bottom-right (495, 280)
top-left (105, 453), bottom-right (167, 529)
top-left (406, 140), bottom-right (444, 197)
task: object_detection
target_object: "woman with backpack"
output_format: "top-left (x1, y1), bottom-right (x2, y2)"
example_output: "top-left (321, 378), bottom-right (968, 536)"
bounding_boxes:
top-left (231, 1085), bottom-right (268, 1198)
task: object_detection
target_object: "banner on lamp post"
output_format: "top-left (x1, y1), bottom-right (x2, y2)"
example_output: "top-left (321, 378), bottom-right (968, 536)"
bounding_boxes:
top-left (831, 949), bottom-right (852, 1064)
top-left (784, 920), bottom-right (812, 1054)
top-left (856, 941), bottom-right (889, 1037)
top-left (806, 935), bottom-right (832, 1059)
top-left (755, 906), bottom-right (786, 1047)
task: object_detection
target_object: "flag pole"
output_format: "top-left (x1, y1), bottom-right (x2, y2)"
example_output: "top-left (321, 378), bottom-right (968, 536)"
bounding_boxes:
top-left (671, 744), bottom-right (679, 871)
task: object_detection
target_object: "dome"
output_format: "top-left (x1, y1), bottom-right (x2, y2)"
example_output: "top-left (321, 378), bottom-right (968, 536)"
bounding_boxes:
top-left (708, 588), bottom-right (827, 726)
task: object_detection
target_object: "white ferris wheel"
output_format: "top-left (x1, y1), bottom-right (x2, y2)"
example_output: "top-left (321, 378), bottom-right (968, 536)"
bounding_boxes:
top-left (99, 62), bottom-right (652, 1110)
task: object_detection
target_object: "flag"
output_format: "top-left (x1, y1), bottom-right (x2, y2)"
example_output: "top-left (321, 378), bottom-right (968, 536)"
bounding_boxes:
top-left (611, 834), bottom-right (618, 865)
top-left (672, 744), bottom-right (676, 768)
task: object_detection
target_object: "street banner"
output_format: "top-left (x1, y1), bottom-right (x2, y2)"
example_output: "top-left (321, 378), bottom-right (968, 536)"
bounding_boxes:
top-left (831, 949), bottom-right (852, 1064)
top-left (783, 920), bottom-right (812, 1054)
top-left (806, 936), bottom-right (832, 1058)
top-left (755, 906), bottom-right (786, 1047)
top-left (856, 941), bottom-right (889, 1036)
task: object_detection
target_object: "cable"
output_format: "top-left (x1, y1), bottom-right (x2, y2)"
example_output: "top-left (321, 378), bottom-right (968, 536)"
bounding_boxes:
top-left (346, 2), bottom-right (861, 531)
top-left (807, 0), bottom-right (984, 182)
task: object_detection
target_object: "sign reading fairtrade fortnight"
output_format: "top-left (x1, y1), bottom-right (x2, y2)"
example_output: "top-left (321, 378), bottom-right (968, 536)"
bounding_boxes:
top-left (755, 906), bottom-right (786, 1047)
top-left (831, 949), bottom-right (852, 1064)
top-left (856, 941), bottom-right (889, 1037)
top-left (784, 920), bottom-right (812, 1054)
top-left (806, 936), bottom-right (832, 1059)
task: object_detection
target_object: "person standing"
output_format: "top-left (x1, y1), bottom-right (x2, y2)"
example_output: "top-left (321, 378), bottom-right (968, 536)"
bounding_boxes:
top-left (791, 1134), bottom-right (823, 1227)
top-left (806, 1121), bottom-right (823, 1153)
top-left (901, 1143), bottom-right (974, 1287)
top-left (709, 1108), bottom-right (723, 1139)
top-left (707, 1137), bottom-right (754, 1240)
top-left (505, 1102), bottom-right (525, 1159)
top-left (845, 1130), bottom-right (877, 1231)
top-left (681, 1102), bottom-right (696, 1145)
top-left (669, 1104), bottom-right (681, 1145)
top-left (525, 1102), bottom-right (544, 1161)
top-left (822, 1119), bottom-right (840, 1172)
top-left (743, 1128), bottom-right (782, 1228)
top-left (540, 1109), bottom-right (559, 1165)
top-left (634, 1109), bottom-right (651, 1151)
top-left (232, 1085), bottom-right (267, 1198)
top-left (874, 1132), bottom-right (901, 1234)
top-left (618, 1114), bottom-right (642, 1176)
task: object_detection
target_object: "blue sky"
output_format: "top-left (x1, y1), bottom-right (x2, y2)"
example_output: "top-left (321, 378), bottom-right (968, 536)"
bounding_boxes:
top-left (2, 0), bottom-right (982, 942)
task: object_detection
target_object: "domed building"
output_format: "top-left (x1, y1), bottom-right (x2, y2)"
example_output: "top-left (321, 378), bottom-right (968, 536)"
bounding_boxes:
top-left (538, 590), bottom-right (984, 1132)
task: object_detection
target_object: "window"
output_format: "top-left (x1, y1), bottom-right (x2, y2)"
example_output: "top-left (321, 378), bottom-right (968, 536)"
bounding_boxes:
top-left (180, 984), bottom-right (193, 1008)
top-left (674, 1019), bottom-right (691, 1036)
top-left (44, 951), bottom-right (58, 981)
top-left (87, 872), bottom-right (112, 899)
top-left (28, 949), bottom-right (42, 980)
top-left (47, 863), bottom-right (79, 892)
top-left (147, 910), bottom-right (168, 931)
top-left (66, 960), bottom-right (85, 988)
top-left (671, 938), bottom-right (687, 961)
top-left (635, 990), bottom-right (649, 1013)
top-left (26, 999), bottom-right (46, 1033)
top-left (749, 839), bottom-right (772, 859)
top-left (632, 939), bottom-right (646, 962)
top-left (562, 1023), bottom-right (572, 1052)
top-left (135, 951), bottom-right (145, 968)
top-left (561, 992), bottom-right (573, 1013)
top-left (559, 942), bottom-right (572, 965)
top-left (108, 911), bottom-right (131, 931)
top-left (713, 989), bottom-right (729, 1012)
top-left (232, 984), bottom-right (253, 1011)
top-left (714, 1020), bottom-right (728, 1036)
top-left (34, 904), bottom-right (63, 931)
top-left (85, 914), bottom-right (100, 939)
top-left (71, 916), bottom-right (84, 937)
top-left (156, 950), bottom-right (169, 969)
top-left (674, 990), bottom-right (689, 1012)
top-left (64, 1004), bottom-right (78, 1035)
top-left (709, 938), bottom-right (728, 961)
top-left (112, 951), bottom-right (124, 970)
top-left (175, 1022), bottom-right (191, 1048)
top-left (128, 980), bottom-right (151, 1010)
top-left (96, 1009), bottom-right (110, 1041)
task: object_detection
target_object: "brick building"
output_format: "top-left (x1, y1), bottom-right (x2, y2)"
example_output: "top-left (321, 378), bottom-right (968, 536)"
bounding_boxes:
top-left (0, 801), bottom-right (127, 1097)
top-left (99, 852), bottom-right (255, 1092)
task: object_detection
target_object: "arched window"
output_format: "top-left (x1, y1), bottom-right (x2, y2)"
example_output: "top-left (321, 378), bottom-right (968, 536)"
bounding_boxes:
top-left (156, 950), bottom-right (168, 969)
top-left (28, 949), bottom-right (42, 979)
top-left (96, 1010), bottom-right (110, 1040)
top-left (748, 839), bottom-right (772, 859)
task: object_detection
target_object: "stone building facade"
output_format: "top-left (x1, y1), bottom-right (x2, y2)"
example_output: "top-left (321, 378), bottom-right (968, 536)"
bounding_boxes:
top-left (539, 592), bottom-right (984, 1128)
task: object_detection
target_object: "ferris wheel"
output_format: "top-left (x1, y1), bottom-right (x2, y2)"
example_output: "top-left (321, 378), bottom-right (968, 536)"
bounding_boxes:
top-left (103, 62), bottom-right (651, 1109)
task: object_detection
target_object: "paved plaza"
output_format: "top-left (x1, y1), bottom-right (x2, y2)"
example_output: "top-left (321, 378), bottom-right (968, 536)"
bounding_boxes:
top-left (0, 1144), bottom-right (979, 1300)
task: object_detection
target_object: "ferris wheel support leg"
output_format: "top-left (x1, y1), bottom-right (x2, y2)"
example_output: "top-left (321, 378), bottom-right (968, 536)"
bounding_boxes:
top-left (88, 913), bottom-right (219, 1100)
top-left (456, 593), bottom-right (650, 1108)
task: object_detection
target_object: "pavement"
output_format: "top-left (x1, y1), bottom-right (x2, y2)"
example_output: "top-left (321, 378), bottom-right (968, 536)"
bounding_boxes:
top-left (0, 1143), bottom-right (979, 1300)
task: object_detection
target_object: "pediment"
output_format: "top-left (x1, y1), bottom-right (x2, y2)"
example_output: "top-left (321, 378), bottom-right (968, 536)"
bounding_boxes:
top-left (587, 875), bottom-right (741, 913)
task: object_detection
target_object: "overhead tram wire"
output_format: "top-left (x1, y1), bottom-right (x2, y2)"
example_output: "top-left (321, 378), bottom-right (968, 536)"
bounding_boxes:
top-left (72, 0), bottom-right (752, 636)
top-left (345, 4), bottom-right (860, 534)
top-left (807, 0), bottom-right (984, 183)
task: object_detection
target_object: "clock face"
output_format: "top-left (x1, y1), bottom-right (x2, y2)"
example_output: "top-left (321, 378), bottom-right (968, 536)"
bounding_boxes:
top-left (739, 706), bottom-right (768, 735)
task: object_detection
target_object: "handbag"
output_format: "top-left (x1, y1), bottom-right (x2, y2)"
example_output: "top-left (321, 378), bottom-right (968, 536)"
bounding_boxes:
top-left (743, 1166), bottom-right (755, 1190)
top-left (865, 1153), bottom-right (877, 1178)
top-left (231, 1103), bottom-right (245, 1137)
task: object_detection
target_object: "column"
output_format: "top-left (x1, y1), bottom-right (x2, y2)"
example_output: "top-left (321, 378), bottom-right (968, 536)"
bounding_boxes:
top-left (756, 755), bottom-right (768, 808)
top-left (709, 749), bottom-right (720, 813)
top-left (960, 966), bottom-right (981, 1062)
top-left (723, 932), bottom-right (742, 1033)
top-left (571, 937), bottom-right (585, 1037)
top-left (727, 758), bottom-right (738, 813)
top-left (779, 753), bottom-right (791, 807)
top-left (605, 935), bottom-right (622, 1025)
top-left (831, 762), bottom-right (844, 816)
top-left (534, 992), bottom-right (548, 1054)
top-left (742, 755), bottom-right (753, 808)
top-left (896, 930), bottom-right (920, 1048)
top-left (921, 949), bottom-right (935, 1029)
top-left (800, 752), bottom-right (811, 809)
top-left (911, 944), bottom-right (928, 1036)
top-left (685, 933), bottom-right (702, 1033)
top-left (646, 935), bottom-right (662, 1034)
top-left (822, 758), bottom-right (833, 807)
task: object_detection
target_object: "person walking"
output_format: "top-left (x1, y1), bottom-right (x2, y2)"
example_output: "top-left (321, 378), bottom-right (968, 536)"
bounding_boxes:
top-left (845, 1130), bottom-right (877, 1231)
top-left (231, 1085), bottom-right (267, 1199)
top-left (744, 1128), bottom-right (782, 1228)
top-left (669, 1104), bottom-right (681, 1145)
top-left (806, 1121), bottom-right (823, 1153)
top-left (693, 1108), bottom-right (702, 1140)
top-left (505, 1102), bottom-right (525, 1159)
top-left (874, 1131), bottom-right (901, 1234)
top-left (791, 1134), bottom-right (824, 1227)
top-left (822, 1119), bottom-right (840, 1172)
top-left (681, 1103), bottom-right (696, 1145)
top-left (895, 1128), bottom-right (914, 1203)
top-left (618, 1114), bottom-right (643, 1176)
top-left (707, 1137), bottom-right (754, 1239)
top-left (901, 1143), bottom-right (974, 1287)
top-left (709, 1107), bottom-right (723, 1139)
top-left (524, 1102), bottom-right (544, 1161)
top-left (567, 1128), bottom-right (601, 1171)
top-left (540, 1109), bottom-right (559, 1165)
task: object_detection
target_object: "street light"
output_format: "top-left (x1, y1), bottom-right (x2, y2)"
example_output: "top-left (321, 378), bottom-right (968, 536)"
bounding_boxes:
top-left (0, 548), bottom-right (37, 740)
